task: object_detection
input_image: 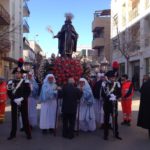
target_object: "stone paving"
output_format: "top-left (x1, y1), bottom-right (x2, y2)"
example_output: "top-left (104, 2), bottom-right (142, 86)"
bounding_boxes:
top-left (0, 92), bottom-right (150, 150)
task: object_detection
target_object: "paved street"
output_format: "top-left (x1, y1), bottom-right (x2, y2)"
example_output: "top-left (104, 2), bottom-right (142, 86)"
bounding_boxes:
top-left (0, 95), bottom-right (150, 150)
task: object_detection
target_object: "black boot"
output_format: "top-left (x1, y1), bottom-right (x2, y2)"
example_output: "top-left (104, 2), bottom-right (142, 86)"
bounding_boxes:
top-left (126, 120), bottom-right (131, 126)
top-left (7, 135), bottom-right (16, 140)
top-left (148, 129), bottom-right (150, 139)
top-left (26, 135), bottom-right (32, 140)
top-left (121, 120), bottom-right (127, 125)
top-left (20, 128), bottom-right (24, 132)
top-left (103, 135), bottom-right (108, 140)
top-left (115, 131), bottom-right (122, 140)
top-left (42, 129), bottom-right (48, 135)
top-left (115, 135), bottom-right (122, 140)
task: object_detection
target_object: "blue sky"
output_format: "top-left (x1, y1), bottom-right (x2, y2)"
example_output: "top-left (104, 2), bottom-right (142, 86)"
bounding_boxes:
top-left (27, 0), bottom-right (111, 57)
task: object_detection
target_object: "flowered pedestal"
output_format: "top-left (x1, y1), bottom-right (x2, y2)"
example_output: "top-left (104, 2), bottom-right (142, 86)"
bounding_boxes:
top-left (53, 57), bottom-right (83, 85)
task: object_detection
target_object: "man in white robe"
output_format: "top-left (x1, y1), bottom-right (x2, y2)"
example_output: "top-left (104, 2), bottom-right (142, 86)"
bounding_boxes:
top-left (39, 74), bottom-right (58, 134)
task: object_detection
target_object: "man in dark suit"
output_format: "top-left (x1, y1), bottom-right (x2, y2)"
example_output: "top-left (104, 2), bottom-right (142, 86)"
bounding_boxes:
top-left (61, 77), bottom-right (82, 139)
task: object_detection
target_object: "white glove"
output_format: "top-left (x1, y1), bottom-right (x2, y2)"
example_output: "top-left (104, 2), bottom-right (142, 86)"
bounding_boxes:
top-left (14, 97), bottom-right (24, 105)
top-left (109, 94), bottom-right (116, 101)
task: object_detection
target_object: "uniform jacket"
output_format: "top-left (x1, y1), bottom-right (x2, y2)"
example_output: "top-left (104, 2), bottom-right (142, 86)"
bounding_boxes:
top-left (7, 79), bottom-right (31, 102)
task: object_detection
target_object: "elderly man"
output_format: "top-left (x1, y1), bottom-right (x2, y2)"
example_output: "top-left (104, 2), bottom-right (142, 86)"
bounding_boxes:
top-left (61, 77), bottom-right (82, 139)
top-left (0, 77), bottom-right (7, 123)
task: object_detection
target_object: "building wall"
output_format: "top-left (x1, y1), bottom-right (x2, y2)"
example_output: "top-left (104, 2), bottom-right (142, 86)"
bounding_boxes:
top-left (92, 11), bottom-right (111, 66)
top-left (9, 0), bottom-right (23, 60)
top-left (0, 0), bottom-right (10, 78)
top-left (0, 0), bottom-right (30, 79)
top-left (111, 0), bottom-right (150, 87)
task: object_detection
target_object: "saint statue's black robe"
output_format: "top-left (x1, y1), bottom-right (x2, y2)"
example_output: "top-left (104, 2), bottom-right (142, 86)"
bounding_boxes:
top-left (56, 20), bottom-right (78, 57)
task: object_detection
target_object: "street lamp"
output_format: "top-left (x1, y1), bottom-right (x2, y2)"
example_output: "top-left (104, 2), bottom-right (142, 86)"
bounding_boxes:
top-left (100, 57), bottom-right (109, 72)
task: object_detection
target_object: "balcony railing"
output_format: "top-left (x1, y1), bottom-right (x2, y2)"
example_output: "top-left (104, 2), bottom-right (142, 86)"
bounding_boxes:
top-left (145, 37), bottom-right (150, 47)
top-left (23, 19), bottom-right (29, 33)
top-left (0, 4), bottom-right (10, 25)
top-left (0, 39), bottom-right (11, 53)
top-left (129, 5), bottom-right (139, 21)
top-left (145, 0), bottom-right (150, 9)
top-left (23, 1), bottom-right (30, 17)
top-left (92, 38), bottom-right (105, 49)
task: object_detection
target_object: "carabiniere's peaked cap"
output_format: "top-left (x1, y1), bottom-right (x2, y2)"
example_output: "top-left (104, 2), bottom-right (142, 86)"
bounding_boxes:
top-left (105, 70), bottom-right (116, 78)
top-left (12, 67), bottom-right (28, 74)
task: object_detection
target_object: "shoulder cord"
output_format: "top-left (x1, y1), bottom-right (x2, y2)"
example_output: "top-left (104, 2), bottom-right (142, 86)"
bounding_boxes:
top-left (12, 79), bottom-right (24, 94)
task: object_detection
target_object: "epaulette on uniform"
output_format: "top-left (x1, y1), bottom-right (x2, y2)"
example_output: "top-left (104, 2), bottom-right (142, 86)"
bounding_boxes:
top-left (8, 80), bottom-right (13, 85)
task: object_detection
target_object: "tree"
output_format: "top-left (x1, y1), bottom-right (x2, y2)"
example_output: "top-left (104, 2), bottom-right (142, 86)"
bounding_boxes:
top-left (112, 16), bottom-right (141, 74)
top-left (0, 24), bottom-right (21, 53)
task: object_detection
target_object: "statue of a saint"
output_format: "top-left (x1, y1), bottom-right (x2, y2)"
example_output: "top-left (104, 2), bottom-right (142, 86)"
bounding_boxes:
top-left (54, 13), bottom-right (78, 58)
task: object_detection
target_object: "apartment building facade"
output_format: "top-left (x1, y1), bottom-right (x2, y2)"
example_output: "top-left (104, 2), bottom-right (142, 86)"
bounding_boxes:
top-left (0, 0), bottom-right (30, 79)
top-left (111, 0), bottom-right (150, 89)
top-left (29, 41), bottom-right (44, 75)
top-left (92, 9), bottom-right (111, 71)
top-left (0, 0), bottom-right (11, 78)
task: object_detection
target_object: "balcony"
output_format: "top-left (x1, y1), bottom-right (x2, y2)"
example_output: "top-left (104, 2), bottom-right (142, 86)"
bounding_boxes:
top-left (0, 39), bottom-right (11, 53)
top-left (145, 0), bottom-right (150, 9)
top-left (23, 1), bottom-right (30, 17)
top-left (92, 38), bottom-right (105, 49)
top-left (23, 19), bottom-right (29, 33)
top-left (129, 4), bottom-right (139, 21)
top-left (92, 10), bottom-right (110, 32)
top-left (0, 4), bottom-right (10, 25)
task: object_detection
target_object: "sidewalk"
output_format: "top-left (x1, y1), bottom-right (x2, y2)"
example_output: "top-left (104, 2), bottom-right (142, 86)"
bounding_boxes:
top-left (132, 91), bottom-right (140, 100)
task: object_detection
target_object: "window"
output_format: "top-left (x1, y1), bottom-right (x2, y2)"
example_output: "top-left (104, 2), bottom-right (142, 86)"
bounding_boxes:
top-left (112, 38), bottom-right (118, 50)
top-left (119, 63), bottom-right (125, 76)
top-left (93, 27), bottom-right (104, 39)
top-left (97, 46), bottom-right (104, 56)
top-left (146, 58), bottom-right (150, 76)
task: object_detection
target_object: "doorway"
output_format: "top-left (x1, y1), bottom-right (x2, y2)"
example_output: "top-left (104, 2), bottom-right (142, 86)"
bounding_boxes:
top-left (131, 61), bottom-right (140, 90)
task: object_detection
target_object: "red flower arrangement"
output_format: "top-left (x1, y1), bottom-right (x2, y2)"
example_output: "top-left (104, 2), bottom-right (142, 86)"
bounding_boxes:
top-left (52, 57), bottom-right (83, 85)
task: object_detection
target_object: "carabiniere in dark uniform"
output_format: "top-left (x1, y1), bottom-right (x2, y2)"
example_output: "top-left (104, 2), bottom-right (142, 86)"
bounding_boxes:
top-left (101, 70), bottom-right (122, 140)
top-left (7, 67), bottom-right (31, 140)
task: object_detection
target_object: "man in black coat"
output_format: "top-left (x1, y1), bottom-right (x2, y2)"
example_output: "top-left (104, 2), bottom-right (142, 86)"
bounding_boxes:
top-left (137, 78), bottom-right (150, 138)
top-left (61, 77), bottom-right (82, 139)
top-left (7, 67), bottom-right (31, 140)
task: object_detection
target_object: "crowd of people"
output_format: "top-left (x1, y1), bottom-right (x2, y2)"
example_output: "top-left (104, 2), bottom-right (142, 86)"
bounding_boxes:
top-left (0, 60), bottom-right (150, 141)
